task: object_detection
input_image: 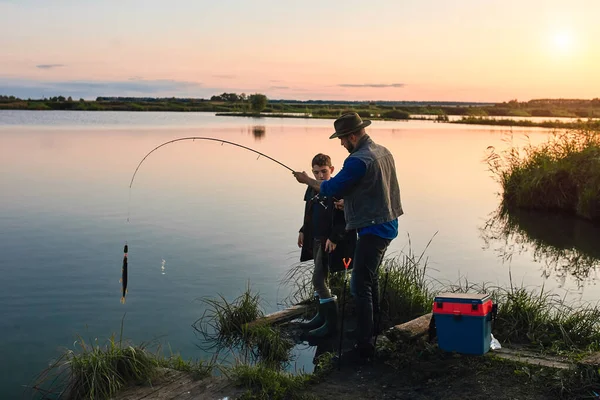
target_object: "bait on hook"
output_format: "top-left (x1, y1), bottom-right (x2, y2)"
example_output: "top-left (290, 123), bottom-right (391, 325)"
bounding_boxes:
top-left (120, 244), bottom-right (128, 304)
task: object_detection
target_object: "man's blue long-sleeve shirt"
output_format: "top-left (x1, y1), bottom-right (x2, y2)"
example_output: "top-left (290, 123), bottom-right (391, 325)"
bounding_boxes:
top-left (320, 157), bottom-right (398, 240)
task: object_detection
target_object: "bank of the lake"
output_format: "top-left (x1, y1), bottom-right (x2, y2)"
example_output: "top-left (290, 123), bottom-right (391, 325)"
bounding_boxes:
top-left (33, 251), bottom-right (600, 400)
top-left (487, 127), bottom-right (600, 221)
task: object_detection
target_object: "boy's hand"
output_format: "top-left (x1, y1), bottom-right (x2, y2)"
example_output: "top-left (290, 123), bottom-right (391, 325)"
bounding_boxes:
top-left (297, 232), bottom-right (304, 248)
top-left (334, 199), bottom-right (344, 210)
top-left (325, 239), bottom-right (337, 253)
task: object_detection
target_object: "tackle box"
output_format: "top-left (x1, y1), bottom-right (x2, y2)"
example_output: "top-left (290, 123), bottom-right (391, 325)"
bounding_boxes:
top-left (432, 292), bottom-right (493, 355)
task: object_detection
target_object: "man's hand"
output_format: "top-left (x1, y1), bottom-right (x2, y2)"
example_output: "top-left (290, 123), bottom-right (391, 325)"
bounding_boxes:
top-left (334, 199), bottom-right (344, 210)
top-left (297, 232), bottom-right (304, 248)
top-left (293, 171), bottom-right (311, 184)
top-left (293, 171), bottom-right (322, 192)
top-left (325, 239), bottom-right (337, 253)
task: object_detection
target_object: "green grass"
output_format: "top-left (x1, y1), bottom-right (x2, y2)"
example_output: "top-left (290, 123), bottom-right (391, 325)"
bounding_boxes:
top-left (454, 116), bottom-right (600, 129)
top-left (226, 364), bottom-right (314, 400)
top-left (378, 234), bottom-right (437, 324)
top-left (494, 287), bottom-right (600, 354)
top-left (31, 316), bottom-right (213, 399)
top-left (280, 233), bottom-right (436, 329)
top-left (486, 127), bottom-right (600, 219)
top-left (192, 284), bottom-right (296, 370)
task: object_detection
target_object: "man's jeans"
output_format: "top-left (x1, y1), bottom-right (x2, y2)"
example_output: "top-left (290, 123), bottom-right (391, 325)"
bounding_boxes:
top-left (350, 234), bottom-right (391, 347)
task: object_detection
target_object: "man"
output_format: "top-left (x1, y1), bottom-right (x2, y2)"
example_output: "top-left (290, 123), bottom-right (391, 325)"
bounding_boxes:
top-left (293, 112), bottom-right (403, 361)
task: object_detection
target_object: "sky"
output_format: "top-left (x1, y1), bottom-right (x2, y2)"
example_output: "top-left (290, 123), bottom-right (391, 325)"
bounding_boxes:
top-left (0, 0), bottom-right (598, 102)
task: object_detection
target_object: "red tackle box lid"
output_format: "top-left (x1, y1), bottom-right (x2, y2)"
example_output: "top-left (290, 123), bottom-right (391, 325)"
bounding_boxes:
top-left (434, 292), bottom-right (491, 304)
top-left (433, 292), bottom-right (492, 317)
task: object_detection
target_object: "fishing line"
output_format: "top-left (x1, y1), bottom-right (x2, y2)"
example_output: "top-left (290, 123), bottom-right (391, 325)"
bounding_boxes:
top-left (120, 136), bottom-right (295, 303)
top-left (126, 136), bottom-right (294, 222)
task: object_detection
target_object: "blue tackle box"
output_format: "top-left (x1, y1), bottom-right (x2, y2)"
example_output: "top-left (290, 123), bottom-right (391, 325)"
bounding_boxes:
top-left (432, 292), bottom-right (494, 355)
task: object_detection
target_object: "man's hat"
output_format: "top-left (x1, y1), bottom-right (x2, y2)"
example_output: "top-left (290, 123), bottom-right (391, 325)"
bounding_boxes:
top-left (329, 112), bottom-right (371, 139)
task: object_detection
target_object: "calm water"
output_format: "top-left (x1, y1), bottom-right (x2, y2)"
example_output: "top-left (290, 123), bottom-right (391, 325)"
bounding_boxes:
top-left (1, 111), bottom-right (599, 398)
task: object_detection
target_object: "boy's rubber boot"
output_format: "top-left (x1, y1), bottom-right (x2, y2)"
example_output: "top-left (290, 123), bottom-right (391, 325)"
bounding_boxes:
top-left (297, 293), bottom-right (323, 330)
top-left (306, 296), bottom-right (338, 340)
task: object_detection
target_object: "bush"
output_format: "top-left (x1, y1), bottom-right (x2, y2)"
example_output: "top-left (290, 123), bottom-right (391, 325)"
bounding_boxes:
top-left (486, 128), bottom-right (600, 219)
top-left (382, 110), bottom-right (410, 120)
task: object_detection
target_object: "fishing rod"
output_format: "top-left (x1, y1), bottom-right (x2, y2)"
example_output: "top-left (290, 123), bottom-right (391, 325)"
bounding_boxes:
top-left (120, 136), bottom-right (295, 304)
top-left (128, 136), bottom-right (294, 189)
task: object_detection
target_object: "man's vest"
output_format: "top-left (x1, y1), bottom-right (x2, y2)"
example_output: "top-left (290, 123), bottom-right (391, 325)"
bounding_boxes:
top-left (344, 135), bottom-right (403, 230)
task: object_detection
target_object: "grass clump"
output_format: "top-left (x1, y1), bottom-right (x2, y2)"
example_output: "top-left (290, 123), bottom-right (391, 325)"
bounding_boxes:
top-left (193, 285), bottom-right (296, 370)
top-left (493, 286), bottom-right (600, 354)
top-left (194, 287), bottom-right (264, 349)
top-left (31, 319), bottom-right (213, 399)
top-left (379, 234), bottom-right (437, 324)
top-left (486, 128), bottom-right (600, 219)
top-left (227, 364), bottom-right (314, 400)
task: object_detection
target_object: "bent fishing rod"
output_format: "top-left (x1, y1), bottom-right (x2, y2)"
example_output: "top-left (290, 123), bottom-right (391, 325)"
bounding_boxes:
top-left (128, 136), bottom-right (294, 189)
top-left (120, 136), bottom-right (296, 303)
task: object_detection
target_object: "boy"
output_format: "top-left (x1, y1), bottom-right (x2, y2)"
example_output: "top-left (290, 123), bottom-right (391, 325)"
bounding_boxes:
top-left (297, 153), bottom-right (356, 340)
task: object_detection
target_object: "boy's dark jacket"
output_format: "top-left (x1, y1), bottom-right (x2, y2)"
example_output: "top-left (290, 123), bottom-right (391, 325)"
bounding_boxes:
top-left (299, 187), bottom-right (357, 273)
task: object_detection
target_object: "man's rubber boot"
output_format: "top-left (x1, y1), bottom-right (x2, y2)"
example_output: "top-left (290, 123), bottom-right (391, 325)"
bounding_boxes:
top-left (306, 296), bottom-right (338, 340)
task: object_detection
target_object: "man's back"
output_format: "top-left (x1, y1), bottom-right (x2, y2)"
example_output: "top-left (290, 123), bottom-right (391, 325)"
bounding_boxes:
top-left (344, 135), bottom-right (403, 230)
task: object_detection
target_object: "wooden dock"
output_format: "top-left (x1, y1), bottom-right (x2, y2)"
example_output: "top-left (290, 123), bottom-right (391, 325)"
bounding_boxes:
top-left (246, 303), bottom-right (311, 328)
top-left (113, 369), bottom-right (241, 400)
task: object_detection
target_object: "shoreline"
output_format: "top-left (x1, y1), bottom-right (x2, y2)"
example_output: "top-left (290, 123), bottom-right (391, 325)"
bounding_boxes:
top-left (3, 107), bottom-right (598, 129)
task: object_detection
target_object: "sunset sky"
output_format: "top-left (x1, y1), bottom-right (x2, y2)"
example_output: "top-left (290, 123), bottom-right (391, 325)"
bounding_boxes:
top-left (1, 0), bottom-right (598, 102)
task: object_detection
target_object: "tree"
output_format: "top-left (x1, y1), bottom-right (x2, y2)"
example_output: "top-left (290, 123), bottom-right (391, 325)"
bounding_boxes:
top-left (249, 93), bottom-right (267, 112)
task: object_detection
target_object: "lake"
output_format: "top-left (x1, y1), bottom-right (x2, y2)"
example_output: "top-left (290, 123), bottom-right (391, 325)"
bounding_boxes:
top-left (1, 110), bottom-right (599, 398)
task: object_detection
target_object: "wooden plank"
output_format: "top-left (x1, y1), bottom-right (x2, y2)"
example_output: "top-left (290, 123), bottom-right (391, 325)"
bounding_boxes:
top-left (246, 304), bottom-right (312, 328)
top-left (385, 313), bottom-right (432, 342)
top-left (115, 374), bottom-right (242, 400)
top-left (490, 347), bottom-right (572, 370)
top-left (115, 369), bottom-right (189, 400)
top-left (579, 352), bottom-right (600, 367)
top-left (114, 370), bottom-right (201, 400)
top-left (166, 377), bottom-right (240, 400)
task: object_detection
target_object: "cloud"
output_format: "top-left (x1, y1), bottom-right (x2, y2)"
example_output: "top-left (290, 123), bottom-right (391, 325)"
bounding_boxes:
top-left (0, 78), bottom-right (212, 99)
top-left (36, 64), bottom-right (65, 69)
top-left (338, 83), bottom-right (405, 88)
top-left (213, 74), bottom-right (236, 79)
top-left (270, 86), bottom-right (290, 90)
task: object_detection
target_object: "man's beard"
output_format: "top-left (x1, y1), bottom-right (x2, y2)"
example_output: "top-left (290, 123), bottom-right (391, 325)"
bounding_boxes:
top-left (346, 143), bottom-right (354, 153)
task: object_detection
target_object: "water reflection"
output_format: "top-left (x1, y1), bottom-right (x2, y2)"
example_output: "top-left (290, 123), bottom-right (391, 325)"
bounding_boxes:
top-left (480, 205), bottom-right (600, 288)
top-left (251, 125), bottom-right (266, 140)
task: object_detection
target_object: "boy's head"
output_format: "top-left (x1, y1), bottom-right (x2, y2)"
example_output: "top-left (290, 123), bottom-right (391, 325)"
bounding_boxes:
top-left (311, 153), bottom-right (334, 181)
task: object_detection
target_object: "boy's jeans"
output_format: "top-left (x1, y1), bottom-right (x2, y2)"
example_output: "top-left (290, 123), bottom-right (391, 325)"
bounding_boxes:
top-left (350, 234), bottom-right (391, 348)
top-left (312, 238), bottom-right (332, 299)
